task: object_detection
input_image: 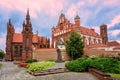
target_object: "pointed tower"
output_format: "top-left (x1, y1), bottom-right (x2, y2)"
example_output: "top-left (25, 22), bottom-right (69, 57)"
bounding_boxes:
top-left (6, 19), bottom-right (15, 61)
top-left (22, 9), bottom-right (33, 62)
top-left (74, 15), bottom-right (80, 27)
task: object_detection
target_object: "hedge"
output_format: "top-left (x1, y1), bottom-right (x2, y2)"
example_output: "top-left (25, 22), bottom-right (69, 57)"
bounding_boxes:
top-left (65, 58), bottom-right (120, 74)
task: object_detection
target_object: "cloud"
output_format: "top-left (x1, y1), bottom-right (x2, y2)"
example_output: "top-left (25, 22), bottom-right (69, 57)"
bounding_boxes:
top-left (15, 27), bottom-right (22, 33)
top-left (91, 26), bottom-right (100, 34)
top-left (0, 0), bottom-right (66, 18)
top-left (102, 0), bottom-right (120, 7)
top-left (66, 4), bottom-right (78, 19)
top-left (109, 23), bottom-right (120, 30)
top-left (116, 40), bottom-right (120, 44)
top-left (0, 33), bottom-right (6, 51)
top-left (108, 15), bottom-right (120, 28)
top-left (109, 30), bottom-right (120, 36)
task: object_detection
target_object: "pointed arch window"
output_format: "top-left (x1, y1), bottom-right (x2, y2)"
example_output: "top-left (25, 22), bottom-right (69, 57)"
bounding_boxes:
top-left (26, 38), bottom-right (29, 50)
top-left (14, 46), bottom-right (18, 54)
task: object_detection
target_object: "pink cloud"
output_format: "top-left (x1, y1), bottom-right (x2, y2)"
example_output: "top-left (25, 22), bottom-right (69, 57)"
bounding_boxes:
top-left (116, 40), bottom-right (120, 44)
top-left (0, 0), bottom-right (66, 18)
top-left (109, 30), bottom-right (120, 36)
top-left (66, 4), bottom-right (77, 19)
top-left (108, 15), bottom-right (120, 28)
top-left (103, 0), bottom-right (119, 7)
top-left (92, 26), bottom-right (100, 34)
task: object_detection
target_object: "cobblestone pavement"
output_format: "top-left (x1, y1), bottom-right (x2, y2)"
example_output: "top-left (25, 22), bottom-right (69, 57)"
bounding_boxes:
top-left (47, 62), bottom-right (65, 69)
top-left (0, 62), bottom-right (98, 80)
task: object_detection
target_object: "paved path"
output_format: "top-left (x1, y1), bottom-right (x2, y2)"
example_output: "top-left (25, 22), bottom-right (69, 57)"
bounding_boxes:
top-left (0, 62), bottom-right (98, 80)
top-left (47, 62), bottom-right (65, 69)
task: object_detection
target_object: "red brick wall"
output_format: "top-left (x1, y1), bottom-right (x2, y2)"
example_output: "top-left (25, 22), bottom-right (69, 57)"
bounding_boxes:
top-left (33, 49), bottom-right (71, 61)
top-left (84, 49), bottom-right (120, 58)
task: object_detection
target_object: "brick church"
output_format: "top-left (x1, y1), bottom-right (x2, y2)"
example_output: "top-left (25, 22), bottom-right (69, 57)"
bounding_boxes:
top-left (51, 13), bottom-right (108, 48)
top-left (6, 10), bottom-right (50, 61)
top-left (6, 10), bottom-right (109, 61)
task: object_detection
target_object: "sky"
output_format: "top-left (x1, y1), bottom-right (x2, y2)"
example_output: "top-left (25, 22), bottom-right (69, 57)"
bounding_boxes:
top-left (0, 0), bottom-right (120, 52)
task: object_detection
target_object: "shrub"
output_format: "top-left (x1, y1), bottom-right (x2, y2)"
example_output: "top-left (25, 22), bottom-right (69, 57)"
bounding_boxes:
top-left (0, 50), bottom-right (5, 59)
top-left (0, 64), bottom-right (2, 69)
top-left (66, 32), bottom-right (84, 60)
top-left (46, 59), bottom-right (55, 62)
top-left (65, 58), bottom-right (120, 73)
top-left (27, 61), bottom-right (56, 72)
top-left (26, 59), bottom-right (37, 63)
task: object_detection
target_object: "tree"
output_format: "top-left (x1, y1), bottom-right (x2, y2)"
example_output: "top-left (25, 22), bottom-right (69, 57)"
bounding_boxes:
top-left (0, 50), bottom-right (5, 59)
top-left (66, 32), bottom-right (84, 60)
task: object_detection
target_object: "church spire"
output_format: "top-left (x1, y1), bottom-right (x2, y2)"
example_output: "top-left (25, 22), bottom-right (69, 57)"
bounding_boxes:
top-left (8, 18), bottom-right (11, 25)
top-left (26, 8), bottom-right (30, 24)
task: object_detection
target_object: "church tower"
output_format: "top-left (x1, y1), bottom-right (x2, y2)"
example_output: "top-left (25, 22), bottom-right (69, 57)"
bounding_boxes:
top-left (22, 9), bottom-right (33, 62)
top-left (6, 19), bottom-right (15, 61)
top-left (100, 24), bottom-right (108, 44)
top-left (74, 15), bottom-right (80, 27)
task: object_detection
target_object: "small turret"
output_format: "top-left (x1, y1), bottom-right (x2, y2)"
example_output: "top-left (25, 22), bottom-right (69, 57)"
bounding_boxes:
top-left (74, 15), bottom-right (80, 27)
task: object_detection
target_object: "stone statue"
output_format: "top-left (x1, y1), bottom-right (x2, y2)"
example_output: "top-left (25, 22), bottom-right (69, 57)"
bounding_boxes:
top-left (56, 47), bottom-right (62, 62)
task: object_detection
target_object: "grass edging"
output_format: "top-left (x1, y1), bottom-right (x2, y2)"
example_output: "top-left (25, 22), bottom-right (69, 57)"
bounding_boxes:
top-left (0, 64), bottom-right (2, 69)
top-left (27, 61), bottom-right (56, 72)
top-left (108, 73), bottom-right (120, 79)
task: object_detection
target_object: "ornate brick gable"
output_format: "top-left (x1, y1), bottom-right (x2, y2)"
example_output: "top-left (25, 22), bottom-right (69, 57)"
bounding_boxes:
top-left (52, 13), bottom-right (103, 48)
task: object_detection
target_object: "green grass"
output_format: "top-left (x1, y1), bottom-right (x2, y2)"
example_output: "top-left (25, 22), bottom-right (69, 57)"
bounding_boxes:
top-left (0, 64), bottom-right (2, 69)
top-left (27, 61), bottom-right (56, 72)
top-left (108, 73), bottom-right (120, 79)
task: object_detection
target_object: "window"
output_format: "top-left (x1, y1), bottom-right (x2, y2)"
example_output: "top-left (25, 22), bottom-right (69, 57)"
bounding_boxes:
top-left (44, 45), bottom-right (46, 48)
top-left (20, 46), bottom-right (22, 56)
top-left (26, 38), bottom-right (29, 50)
top-left (60, 23), bottom-right (63, 30)
top-left (40, 44), bottom-right (42, 48)
top-left (14, 46), bottom-right (18, 54)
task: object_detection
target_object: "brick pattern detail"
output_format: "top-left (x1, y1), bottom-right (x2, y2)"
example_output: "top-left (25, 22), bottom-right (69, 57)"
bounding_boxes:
top-left (33, 49), bottom-right (71, 61)
top-left (100, 24), bottom-right (108, 44)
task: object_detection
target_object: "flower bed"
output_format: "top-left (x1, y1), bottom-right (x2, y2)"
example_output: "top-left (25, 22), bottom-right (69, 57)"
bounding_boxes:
top-left (27, 61), bottom-right (56, 72)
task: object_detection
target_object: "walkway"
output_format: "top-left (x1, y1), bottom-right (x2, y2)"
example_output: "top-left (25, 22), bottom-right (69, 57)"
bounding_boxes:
top-left (0, 62), bottom-right (98, 80)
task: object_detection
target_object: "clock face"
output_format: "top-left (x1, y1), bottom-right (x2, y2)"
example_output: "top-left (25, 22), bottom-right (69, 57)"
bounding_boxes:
top-left (25, 28), bottom-right (29, 32)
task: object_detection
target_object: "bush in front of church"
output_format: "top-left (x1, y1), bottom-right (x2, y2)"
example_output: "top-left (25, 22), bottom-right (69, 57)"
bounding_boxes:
top-left (26, 59), bottom-right (38, 63)
top-left (66, 32), bottom-right (84, 60)
top-left (65, 58), bottom-right (120, 73)
top-left (0, 50), bottom-right (5, 59)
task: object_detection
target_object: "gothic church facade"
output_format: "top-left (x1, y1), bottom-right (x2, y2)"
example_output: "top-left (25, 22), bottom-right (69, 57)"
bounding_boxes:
top-left (52, 13), bottom-right (108, 48)
top-left (6, 10), bottom-right (50, 61)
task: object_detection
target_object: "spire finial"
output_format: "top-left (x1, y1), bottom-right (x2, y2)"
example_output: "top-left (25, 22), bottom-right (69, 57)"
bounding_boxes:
top-left (27, 8), bottom-right (29, 16)
top-left (8, 18), bottom-right (11, 24)
top-left (26, 8), bottom-right (30, 24)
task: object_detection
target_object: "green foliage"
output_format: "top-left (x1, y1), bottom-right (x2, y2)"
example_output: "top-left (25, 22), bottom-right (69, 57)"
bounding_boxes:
top-left (0, 64), bottom-right (2, 69)
top-left (27, 61), bottom-right (56, 72)
top-left (45, 59), bottom-right (55, 62)
top-left (108, 73), bottom-right (120, 79)
top-left (0, 50), bottom-right (5, 59)
top-left (66, 32), bottom-right (84, 60)
top-left (65, 58), bottom-right (120, 74)
top-left (26, 59), bottom-right (37, 63)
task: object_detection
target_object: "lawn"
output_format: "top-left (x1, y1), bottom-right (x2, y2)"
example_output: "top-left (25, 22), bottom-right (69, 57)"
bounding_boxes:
top-left (108, 73), bottom-right (120, 79)
top-left (27, 61), bottom-right (56, 72)
top-left (0, 64), bottom-right (2, 69)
